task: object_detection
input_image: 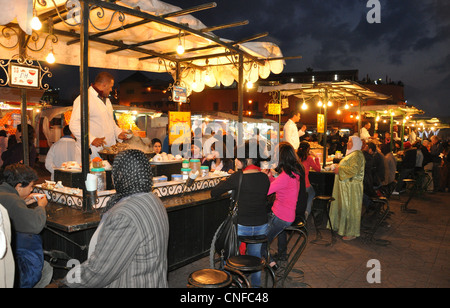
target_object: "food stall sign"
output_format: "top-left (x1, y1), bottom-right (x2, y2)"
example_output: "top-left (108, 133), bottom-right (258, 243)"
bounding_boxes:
top-left (317, 113), bottom-right (325, 133)
top-left (281, 98), bottom-right (289, 109)
top-left (9, 63), bottom-right (40, 89)
top-left (172, 85), bottom-right (187, 103)
top-left (268, 103), bottom-right (281, 115)
top-left (169, 111), bottom-right (191, 145)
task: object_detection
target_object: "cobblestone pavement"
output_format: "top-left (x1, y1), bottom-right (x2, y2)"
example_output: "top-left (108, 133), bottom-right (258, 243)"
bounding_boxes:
top-left (169, 191), bottom-right (450, 288)
top-left (35, 162), bottom-right (449, 288)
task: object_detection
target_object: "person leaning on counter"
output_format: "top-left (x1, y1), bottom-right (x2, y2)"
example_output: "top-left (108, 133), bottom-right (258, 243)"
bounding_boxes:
top-left (69, 72), bottom-right (128, 160)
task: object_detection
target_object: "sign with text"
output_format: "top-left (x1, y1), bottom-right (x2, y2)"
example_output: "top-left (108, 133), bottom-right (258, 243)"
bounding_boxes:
top-left (268, 103), bottom-right (281, 115)
top-left (172, 85), bottom-right (187, 103)
top-left (9, 63), bottom-right (40, 89)
top-left (169, 111), bottom-right (191, 145)
top-left (317, 114), bottom-right (325, 133)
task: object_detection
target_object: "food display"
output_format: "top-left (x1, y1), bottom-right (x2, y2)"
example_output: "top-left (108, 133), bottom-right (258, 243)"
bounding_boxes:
top-left (60, 161), bottom-right (82, 170)
top-left (100, 142), bottom-right (133, 155)
top-left (151, 152), bottom-right (182, 162)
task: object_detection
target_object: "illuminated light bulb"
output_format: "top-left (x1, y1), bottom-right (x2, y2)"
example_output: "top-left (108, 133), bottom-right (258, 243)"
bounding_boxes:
top-left (31, 16), bottom-right (42, 31)
top-left (246, 81), bottom-right (253, 89)
top-left (301, 102), bottom-right (308, 110)
top-left (176, 43), bottom-right (184, 55)
top-left (383, 120), bottom-right (387, 123)
top-left (327, 101), bottom-right (332, 107)
top-left (344, 103), bottom-right (349, 109)
top-left (46, 50), bottom-right (55, 64)
top-left (336, 109), bottom-right (341, 115)
top-left (317, 100), bottom-right (323, 107)
top-left (350, 114), bottom-right (354, 118)
top-left (356, 115), bottom-right (360, 120)
top-left (376, 116), bottom-right (380, 122)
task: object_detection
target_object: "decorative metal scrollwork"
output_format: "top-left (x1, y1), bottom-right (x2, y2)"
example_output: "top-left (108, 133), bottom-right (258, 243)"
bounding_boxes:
top-left (0, 54), bottom-right (52, 90)
top-left (45, 0), bottom-right (126, 31)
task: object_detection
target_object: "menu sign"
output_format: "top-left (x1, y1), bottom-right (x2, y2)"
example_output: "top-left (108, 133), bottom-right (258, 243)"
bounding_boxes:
top-left (168, 111), bottom-right (191, 145)
top-left (317, 114), bottom-right (325, 133)
top-left (268, 103), bottom-right (281, 115)
top-left (172, 85), bottom-right (187, 103)
top-left (9, 63), bottom-right (40, 89)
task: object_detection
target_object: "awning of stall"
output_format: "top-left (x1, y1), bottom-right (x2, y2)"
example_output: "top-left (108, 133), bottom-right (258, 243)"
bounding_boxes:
top-left (194, 111), bottom-right (277, 125)
top-left (39, 104), bottom-right (161, 122)
top-left (1, 0), bottom-right (286, 94)
top-left (0, 87), bottom-right (44, 105)
top-left (346, 104), bottom-right (425, 118)
top-left (258, 80), bottom-right (391, 102)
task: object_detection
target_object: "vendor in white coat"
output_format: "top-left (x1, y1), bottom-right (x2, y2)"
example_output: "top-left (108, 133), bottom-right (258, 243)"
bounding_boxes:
top-left (45, 125), bottom-right (81, 180)
top-left (69, 72), bottom-right (127, 159)
top-left (283, 110), bottom-right (305, 151)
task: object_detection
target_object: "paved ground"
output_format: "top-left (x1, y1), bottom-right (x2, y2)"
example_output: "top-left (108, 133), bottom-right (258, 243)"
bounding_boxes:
top-left (35, 162), bottom-right (450, 288)
top-left (168, 190), bottom-right (450, 288)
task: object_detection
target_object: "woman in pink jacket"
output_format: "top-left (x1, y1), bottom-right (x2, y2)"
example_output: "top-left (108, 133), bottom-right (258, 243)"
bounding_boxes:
top-left (266, 142), bottom-right (306, 262)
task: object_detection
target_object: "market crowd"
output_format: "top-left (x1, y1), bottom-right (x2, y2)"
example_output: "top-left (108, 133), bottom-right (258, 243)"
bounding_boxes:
top-left (0, 106), bottom-right (449, 288)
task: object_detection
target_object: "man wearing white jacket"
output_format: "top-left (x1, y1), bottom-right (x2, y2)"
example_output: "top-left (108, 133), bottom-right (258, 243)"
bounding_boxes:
top-left (283, 110), bottom-right (305, 151)
top-left (45, 125), bottom-right (80, 180)
top-left (69, 72), bottom-right (127, 160)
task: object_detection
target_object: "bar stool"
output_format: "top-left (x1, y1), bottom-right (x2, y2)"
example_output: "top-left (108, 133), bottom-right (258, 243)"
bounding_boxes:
top-left (187, 268), bottom-right (233, 288)
top-left (402, 179), bottom-right (417, 213)
top-left (225, 255), bottom-right (276, 288)
top-left (238, 234), bottom-right (270, 263)
top-left (311, 196), bottom-right (336, 246)
top-left (362, 196), bottom-right (391, 246)
top-left (276, 224), bottom-right (309, 287)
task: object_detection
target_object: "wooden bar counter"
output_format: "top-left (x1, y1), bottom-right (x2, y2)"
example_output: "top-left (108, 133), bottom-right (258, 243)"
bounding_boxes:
top-left (42, 188), bottom-right (230, 276)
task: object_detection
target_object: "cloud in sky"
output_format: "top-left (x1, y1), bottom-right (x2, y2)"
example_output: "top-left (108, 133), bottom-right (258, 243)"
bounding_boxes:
top-left (169, 0), bottom-right (449, 117)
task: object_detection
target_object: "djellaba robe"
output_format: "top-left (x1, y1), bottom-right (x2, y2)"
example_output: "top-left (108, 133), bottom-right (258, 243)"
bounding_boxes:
top-left (328, 150), bottom-right (365, 238)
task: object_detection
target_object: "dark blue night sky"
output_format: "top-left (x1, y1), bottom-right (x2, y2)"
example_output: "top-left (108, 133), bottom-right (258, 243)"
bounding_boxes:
top-left (47, 0), bottom-right (450, 118)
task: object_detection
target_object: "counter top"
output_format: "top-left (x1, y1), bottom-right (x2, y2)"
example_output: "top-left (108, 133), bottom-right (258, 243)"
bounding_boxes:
top-left (45, 189), bottom-right (230, 233)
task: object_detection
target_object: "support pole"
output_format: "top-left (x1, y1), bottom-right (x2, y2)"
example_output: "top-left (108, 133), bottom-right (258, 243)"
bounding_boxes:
top-left (322, 89), bottom-right (328, 169)
top-left (176, 62), bottom-right (180, 111)
top-left (357, 97), bottom-right (362, 137)
top-left (389, 114), bottom-right (394, 152)
top-left (80, 0), bottom-right (92, 212)
top-left (237, 54), bottom-right (244, 148)
top-left (19, 30), bottom-right (30, 166)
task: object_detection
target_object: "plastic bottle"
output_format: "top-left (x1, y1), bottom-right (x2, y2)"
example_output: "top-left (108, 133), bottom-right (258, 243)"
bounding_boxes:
top-left (90, 167), bottom-right (106, 191)
top-left (190, 159), bottom-right (201, 175)
top-left (200, 165), bottom-right (209, 177)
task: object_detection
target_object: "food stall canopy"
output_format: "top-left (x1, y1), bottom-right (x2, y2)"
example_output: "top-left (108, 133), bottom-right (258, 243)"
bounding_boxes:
top-left (195, 111), bottom-right (277, 125)
top-left (258, 80), bottom-right (391, 102)
top-left (1, 0), bottom-right (285, 94)
top-left (346, 104), bottom-right (425, 118)
top-left (0, 87), bottom-right (44, 104)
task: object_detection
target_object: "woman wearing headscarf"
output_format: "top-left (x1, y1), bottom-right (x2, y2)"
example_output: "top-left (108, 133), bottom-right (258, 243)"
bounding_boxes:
top-left (56, 149), bottom-right (169, 288)
top-left (328, 136), bottom-right (365, 241)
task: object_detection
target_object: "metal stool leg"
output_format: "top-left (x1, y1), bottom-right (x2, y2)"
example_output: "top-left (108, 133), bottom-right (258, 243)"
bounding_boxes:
top-left (311, 196), bottom-right (335, 246)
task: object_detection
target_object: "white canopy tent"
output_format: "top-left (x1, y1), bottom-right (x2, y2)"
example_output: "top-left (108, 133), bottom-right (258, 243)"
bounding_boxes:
top-left (258, 80), bottom-right (391, 166)
top-left (1, 0), bottom-right (285, 93)
top-left (1, 0), bottom-right (290, 209)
